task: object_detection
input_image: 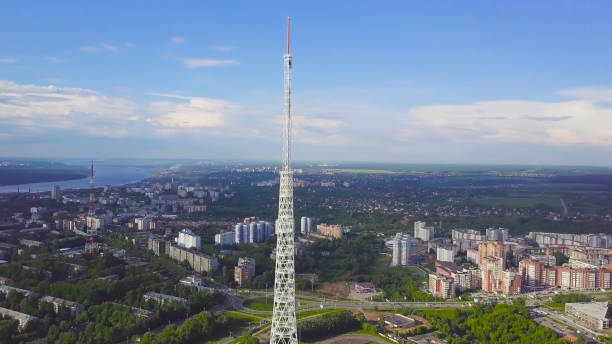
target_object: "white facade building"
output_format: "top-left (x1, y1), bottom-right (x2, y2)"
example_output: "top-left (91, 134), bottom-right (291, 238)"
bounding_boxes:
top-left (177, 229), bottom-right (201, 250)
top-left (437, 245), bottom-right (456, 263)
top-left (135, 217), bottom-right (152, 230)
top-left (392, 233), bottom-right (412, 266)
top-left (300, 217), bottom-right (313, 234)
top-left (486, 227), bottom-right (509, 242)
top-left (414, 221), bottom-right (435, 242)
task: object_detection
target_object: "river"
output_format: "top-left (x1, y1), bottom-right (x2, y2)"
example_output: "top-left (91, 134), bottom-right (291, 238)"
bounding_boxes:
top-left (0, 165), bottom-right (156, 193)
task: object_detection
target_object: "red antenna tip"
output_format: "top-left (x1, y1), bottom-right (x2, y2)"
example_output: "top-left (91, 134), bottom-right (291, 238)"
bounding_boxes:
top-left (287, 17), bottom-right (291, 54)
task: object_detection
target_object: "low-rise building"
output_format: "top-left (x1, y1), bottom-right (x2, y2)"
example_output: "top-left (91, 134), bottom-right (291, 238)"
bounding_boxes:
top-left (565, 302), bottom-right (612, 330)
top-left (0, 285), bottom-right (34, 298)
top-left (39, 296), bottom-right (85, 318)
top-left (317, 223), bottom-right (343, 239)
top-left (0, 307), bottom-right (37, 330)
top-left (166, 243), bottom-right (218, 274)
top-left (354, 282), bottom-right (376, 293)
top-left (143, 292), bottom-right (190, 309)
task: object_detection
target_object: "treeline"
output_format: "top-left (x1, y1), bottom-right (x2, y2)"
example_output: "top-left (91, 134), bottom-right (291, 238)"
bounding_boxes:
top-left (295, 234), bottom-right (383, 282)
top-left (372, 266), bottom-right (440, 302)
top-left (298, 310), bottom-right (360, 342)
top-left (406, 301), bottom-right (568, 344)
top-left (135, 311), bottom-right (232, 344)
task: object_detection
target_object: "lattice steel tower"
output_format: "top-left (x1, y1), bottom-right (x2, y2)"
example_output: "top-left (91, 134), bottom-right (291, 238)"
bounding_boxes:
top-left (270, 17), bottom-right (298, 344)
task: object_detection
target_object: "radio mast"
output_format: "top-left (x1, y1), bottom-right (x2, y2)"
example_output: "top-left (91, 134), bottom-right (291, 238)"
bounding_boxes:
top-left (270, 17), bottom-right (298, 344)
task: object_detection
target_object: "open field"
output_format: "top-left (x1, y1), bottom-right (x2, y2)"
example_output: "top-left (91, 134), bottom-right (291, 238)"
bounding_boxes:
top-left (243, 297), bottom-right (274, 311)
top-left (332, 169), bottom-right (395, 174)
top-left (470, 195), bottom-right (562, 210)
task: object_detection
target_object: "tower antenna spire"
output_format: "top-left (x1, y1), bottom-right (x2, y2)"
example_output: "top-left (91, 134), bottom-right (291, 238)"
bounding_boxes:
top-left (271, 18), bottom-right (298, 344)
top-left (287, 17), bottom-right (290, 54)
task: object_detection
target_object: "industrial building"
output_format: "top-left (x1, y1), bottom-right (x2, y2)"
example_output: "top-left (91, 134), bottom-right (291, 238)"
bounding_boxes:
top-left (565, 302), bottom-right (612, 330)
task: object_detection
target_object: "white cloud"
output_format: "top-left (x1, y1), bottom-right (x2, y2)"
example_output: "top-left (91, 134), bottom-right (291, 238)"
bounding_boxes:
top-left (101, 43), bottom-right (118, 52)
top-left (402, 89), bottom-right (612, 146)
top-left (183, 58), bottom-right (238, 68)
top-left (148, 95), bottom-right (238, 131)
top-left (0, 58), bottom-right (17, 64)
top-left (170, 36), bottom-right (186, 45)
top-left (125, 42), bottom-right (136, 48)
top-left (79, 45), bottom-right (99, 53)
top-left (79, 43), bottom-right (119, 53)
top-left (0, 80), bottom-right (138, 138)
top-left (211, 45), bottom-right (234, 52)
top-left (44, 56), bottom-right (65, 64)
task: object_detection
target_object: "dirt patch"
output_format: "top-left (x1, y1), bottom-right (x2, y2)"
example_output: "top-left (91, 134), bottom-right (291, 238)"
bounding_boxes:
top-left (318, 282), bottom-right (349, 298)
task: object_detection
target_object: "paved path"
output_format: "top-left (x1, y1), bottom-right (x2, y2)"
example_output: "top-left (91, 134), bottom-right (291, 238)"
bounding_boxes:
top-left (316, 333), bottom-right (387, 344)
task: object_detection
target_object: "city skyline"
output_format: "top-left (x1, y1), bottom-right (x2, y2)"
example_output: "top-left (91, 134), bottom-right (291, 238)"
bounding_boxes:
top-left (1, 1), bottom-right (612, 165)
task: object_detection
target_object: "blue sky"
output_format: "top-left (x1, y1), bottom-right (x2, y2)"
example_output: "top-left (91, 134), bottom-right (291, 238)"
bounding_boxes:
top-left (1, 1), bottom-right (612, 165)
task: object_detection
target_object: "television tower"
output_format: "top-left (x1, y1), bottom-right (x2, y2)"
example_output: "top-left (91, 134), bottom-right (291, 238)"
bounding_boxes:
top-left (87, 161), bottom-right (96, 236)
top-left (270, 18), bottom-right (298, 344)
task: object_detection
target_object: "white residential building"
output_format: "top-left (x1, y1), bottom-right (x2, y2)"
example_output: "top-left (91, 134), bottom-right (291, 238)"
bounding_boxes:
top-left (437, 245), bottom-right (456, 263)
top-left (300, 217), bottom-right (313, 234)
top-left (177, 229), bottom-right (201, 250)
top-left (392, 233), bottom-right (412, 266)
top-left (414, 221), bottom-right (435, 242)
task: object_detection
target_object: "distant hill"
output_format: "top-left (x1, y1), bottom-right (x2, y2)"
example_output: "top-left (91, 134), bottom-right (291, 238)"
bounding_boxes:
top-left (0, 160), bottom-right (88, 186)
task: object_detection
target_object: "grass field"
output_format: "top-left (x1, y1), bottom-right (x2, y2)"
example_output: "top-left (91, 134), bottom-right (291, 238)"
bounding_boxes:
top-left (243, 297), bottom-right (274, 311)
top-left (332, 169), bottom-right (395, 174)
top-left (470, 195), bottom-right (562, 210)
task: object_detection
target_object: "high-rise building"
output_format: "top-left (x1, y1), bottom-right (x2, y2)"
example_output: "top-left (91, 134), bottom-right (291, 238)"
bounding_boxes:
top-left (177, 229), bottom-right (201, 250)
top-left (51, 185), bottom-right (61, 200)
top-left (481, 256), bottom-right (504, 293)
top-left (392, 233), bottom-right (412, 266)
top-left (436, 245), bottom-right (456, 263)
top-left (486, 227), bottom-right (509, 242)
top-left (235, 257), bottom-right (256, 287)
top-left (414, 221), bottom-right (435, 242)
top-left (271, 18), bottom-right (298, 344)
top-left (214, 231), bottom-right (235, 247)
top-left (429, 273), bottom-right (455, 299)
top-left (478, 241), bottom-right (506, 267)
top-left (135, 217), bottom-right (152, 230)
top-left (234, 220), bottom-right (273, 244)
top-left (500, 270), bottom-right (522, 294)
top-left (300, 217), bottom-right (313, 234)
